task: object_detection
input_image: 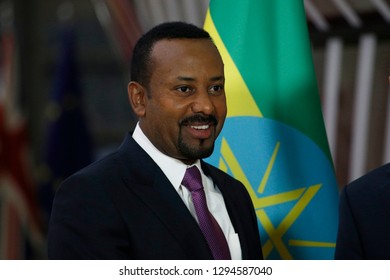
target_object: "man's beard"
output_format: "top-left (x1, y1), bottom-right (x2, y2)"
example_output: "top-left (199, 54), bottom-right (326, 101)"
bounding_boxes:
top-left (178, 134), bottom-right (215, 160)
top-left (178, 114), bottom-right (218, 160)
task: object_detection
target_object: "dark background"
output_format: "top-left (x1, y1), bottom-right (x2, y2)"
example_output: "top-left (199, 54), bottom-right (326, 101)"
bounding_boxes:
top-left (0, 0), bottom-right (389, 259)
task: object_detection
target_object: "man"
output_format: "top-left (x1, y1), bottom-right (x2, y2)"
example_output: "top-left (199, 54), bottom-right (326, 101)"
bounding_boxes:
top-left (334, 163), bottom-right (390, 259)
top-left (48, 22), bottom-right (263, 260)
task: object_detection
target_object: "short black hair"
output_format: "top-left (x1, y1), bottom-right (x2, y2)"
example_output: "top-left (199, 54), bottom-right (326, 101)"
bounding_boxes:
top-left (130, 22), bottom-right (213, 87)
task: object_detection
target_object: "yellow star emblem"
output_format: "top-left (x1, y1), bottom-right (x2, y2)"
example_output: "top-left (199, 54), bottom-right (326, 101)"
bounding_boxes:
top-left (218, 137), bottom-right (335, 259)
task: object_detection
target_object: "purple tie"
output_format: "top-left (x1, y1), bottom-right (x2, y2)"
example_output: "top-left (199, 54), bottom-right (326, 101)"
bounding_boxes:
top-left (182, 166), bottom-right (231, 260)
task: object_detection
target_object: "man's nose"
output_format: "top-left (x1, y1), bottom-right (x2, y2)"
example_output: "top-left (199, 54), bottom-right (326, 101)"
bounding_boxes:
top-left (191, 91), bottom-right (214, 115)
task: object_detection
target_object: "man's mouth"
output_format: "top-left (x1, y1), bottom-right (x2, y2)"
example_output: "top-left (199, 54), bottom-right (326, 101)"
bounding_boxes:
top-left (189, 124), bottom-right (210, 130)
top-left (185, 123), bottom-right (213, 140)
top-left (181, 115), bottom-right (217, 140)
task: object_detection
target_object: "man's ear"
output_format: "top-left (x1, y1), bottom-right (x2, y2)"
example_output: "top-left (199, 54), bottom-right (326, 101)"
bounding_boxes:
top-left (127, 81), bottom-right (146, 117)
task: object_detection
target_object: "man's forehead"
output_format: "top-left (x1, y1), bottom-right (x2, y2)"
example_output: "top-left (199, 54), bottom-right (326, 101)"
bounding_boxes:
top-left (152, 38), bottom-right (215, 52)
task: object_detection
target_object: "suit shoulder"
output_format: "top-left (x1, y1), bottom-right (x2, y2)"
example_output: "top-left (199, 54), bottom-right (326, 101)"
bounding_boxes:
top-left (59, 151), bottom-right (122, 192)
top-left (345, 163), bottom-right (390, 194)
top-left (342, 163), bottom-right (390, 208)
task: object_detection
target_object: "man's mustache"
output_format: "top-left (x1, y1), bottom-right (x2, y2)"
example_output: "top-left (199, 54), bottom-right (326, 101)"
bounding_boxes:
top-left (180, 114), bottom-right (218, 126)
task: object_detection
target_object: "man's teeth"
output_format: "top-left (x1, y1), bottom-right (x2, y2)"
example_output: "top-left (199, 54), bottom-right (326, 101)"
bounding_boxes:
top-left (190, 125), bottom-right (209, 130)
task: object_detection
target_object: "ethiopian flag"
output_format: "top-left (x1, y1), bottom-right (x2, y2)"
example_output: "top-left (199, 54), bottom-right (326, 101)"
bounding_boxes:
top-left (204, 0), bottom-right (339, 259)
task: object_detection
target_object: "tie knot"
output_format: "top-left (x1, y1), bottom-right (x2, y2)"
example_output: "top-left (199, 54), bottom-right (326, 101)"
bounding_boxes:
top-left (182, 166), bottom-right (203, 192)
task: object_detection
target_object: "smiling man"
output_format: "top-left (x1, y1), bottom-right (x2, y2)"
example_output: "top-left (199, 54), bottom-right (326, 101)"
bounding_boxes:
top-left (128, 36), bottom-right (226, 163)
top-left (48, 22), bottom-right (263, 260)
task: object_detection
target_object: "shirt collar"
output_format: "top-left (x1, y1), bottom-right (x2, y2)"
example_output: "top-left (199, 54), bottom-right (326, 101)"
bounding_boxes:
top-left (132, 123), bottom-right (201, 191)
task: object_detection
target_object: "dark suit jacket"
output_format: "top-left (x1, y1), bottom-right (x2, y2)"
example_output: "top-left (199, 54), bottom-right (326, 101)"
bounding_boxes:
top-left (48, 133), bottom-right (263, 260)
top-left (334, 163), bottom-right (390, 259)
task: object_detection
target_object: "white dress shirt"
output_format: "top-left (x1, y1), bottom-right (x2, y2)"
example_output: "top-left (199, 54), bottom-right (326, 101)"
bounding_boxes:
top-left (132, 123), bottom-right (242, 259)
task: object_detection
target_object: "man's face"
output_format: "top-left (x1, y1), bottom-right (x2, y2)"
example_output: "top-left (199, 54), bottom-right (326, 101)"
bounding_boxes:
top-left (139, 38), bottom-right (227, 164)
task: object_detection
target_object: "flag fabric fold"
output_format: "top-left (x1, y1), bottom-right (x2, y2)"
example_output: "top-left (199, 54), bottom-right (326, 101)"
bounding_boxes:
top-left (91, 0), bottom-right (142, 69)
top-left (204, 0), bottom-right (339, 259)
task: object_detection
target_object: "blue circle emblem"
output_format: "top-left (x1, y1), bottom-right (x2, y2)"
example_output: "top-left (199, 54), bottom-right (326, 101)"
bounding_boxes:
top-left (206, 117), bottom-right (339, 259)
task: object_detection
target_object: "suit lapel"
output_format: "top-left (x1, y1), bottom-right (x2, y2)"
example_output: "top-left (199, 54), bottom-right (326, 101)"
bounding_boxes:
top-left (116, 134), bottom-right (213, 259)
top-left (201, 162), bottom-right (252, 259)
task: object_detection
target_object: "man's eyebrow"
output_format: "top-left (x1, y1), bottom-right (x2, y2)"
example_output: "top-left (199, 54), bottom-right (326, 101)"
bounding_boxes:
top-left (210, 75), bottom-right (224, 82)
top-left (176, 75), bottom-right (224, 82)
top-left (176, 76), bottom-right (195, 82)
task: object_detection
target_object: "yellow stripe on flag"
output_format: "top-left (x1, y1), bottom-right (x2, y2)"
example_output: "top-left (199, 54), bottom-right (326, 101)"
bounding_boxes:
top-left (204, 10), bottom-right (262, 118)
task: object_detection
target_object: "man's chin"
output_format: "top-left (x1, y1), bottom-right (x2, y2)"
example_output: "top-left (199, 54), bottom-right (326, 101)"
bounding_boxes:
top-left (179, 143), bottom-right (214, 160)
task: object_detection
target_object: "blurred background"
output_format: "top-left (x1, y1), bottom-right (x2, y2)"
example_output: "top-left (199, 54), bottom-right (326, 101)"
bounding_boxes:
top-left (0, 0), bottom-right (389, 259)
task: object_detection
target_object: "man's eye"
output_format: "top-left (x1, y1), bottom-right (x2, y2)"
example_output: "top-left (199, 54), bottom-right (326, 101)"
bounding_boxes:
top-left (209, 85), bottom-right (224, 95)
top-left (177, 86), bottom-right (192, 93)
